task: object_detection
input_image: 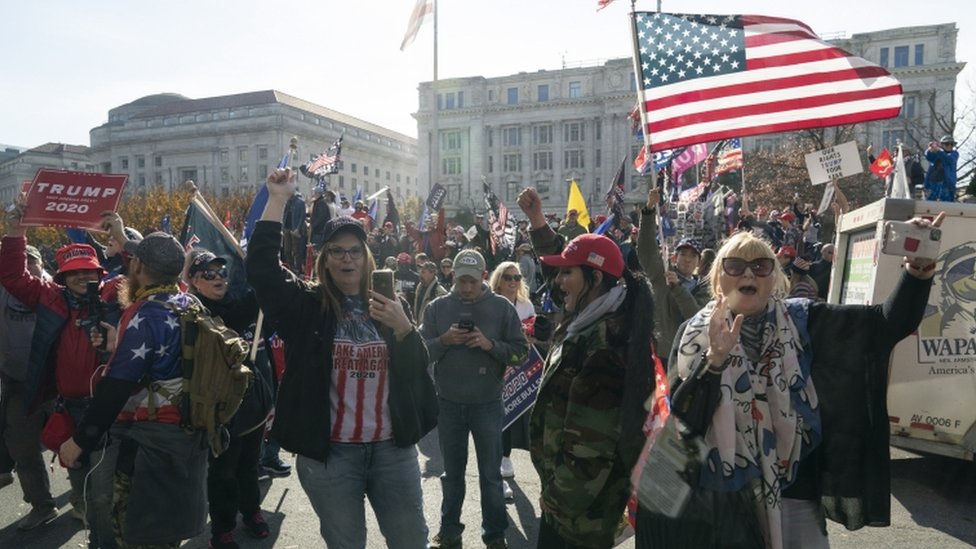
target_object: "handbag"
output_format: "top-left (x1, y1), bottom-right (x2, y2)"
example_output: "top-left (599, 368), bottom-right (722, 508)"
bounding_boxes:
top-left (41, 399), bottom-right (75, 455)
top-left (669, 361), bottom-right (723, 437)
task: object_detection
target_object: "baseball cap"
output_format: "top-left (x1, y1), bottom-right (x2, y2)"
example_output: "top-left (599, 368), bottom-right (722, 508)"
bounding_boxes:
top-left (123, 232), bottom-right (186, 278)
top-left (778, 211), bottom-right (796, 224)
top-left (776, 245), bottom-right (797, 258)
top-left (187, 251), bottom-right (227, 279)
top-left (54, 243), bottom-right (106, 283)
top-left (453, 249), bottom-right (486, 280)
top-left (568, 209), bottom-right (579, 216)
top-left (396, 252), bottom-right (411, 264)
top-left (675, 237), bottom-right (702, 255)
top-left (25, 245), bottom-right (42, 262)
top-left (440, 257), bottom-right (453, 266)
top-left (539, 234), bottom-right (624, 278)
top-left (322, 217), bottom-right (367, 244)
top-left (940, 134), bottom-right (956, 145)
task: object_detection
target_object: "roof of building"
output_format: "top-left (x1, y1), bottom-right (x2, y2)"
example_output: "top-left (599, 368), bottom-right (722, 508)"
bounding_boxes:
top-left (28, 142), bottom-right (90, 155)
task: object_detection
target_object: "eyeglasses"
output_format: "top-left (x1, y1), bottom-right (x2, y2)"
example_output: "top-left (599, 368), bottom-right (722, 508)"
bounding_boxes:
top-left (501, 274), bottom-right (523, 282)
top-left (200, 267), bottom-right (228, 281)
top-left (721, 257), bottom-right (775, 277)
top-left (325, 246), bottom-right (365, 260)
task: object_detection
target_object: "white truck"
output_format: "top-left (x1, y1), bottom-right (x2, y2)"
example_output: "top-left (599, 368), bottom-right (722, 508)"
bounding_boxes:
top-left (831, 198), bottom-right (976, 460)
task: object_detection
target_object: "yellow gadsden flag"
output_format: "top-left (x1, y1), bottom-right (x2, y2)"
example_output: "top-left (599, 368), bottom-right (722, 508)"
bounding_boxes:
top-left (566, 180), bottom-right (591, 230)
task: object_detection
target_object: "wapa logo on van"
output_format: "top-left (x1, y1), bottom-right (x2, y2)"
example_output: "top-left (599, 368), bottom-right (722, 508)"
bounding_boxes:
top-left (916, 242), bottom-right (976, 372)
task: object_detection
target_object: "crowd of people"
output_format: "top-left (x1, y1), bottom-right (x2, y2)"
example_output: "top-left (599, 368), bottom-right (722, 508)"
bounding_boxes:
top-left (0, 155), bottom-right (948, 549)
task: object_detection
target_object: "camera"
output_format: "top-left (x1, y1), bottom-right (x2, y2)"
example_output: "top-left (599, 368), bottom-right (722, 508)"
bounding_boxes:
top-left (881, 220), bottom-right (942, 260)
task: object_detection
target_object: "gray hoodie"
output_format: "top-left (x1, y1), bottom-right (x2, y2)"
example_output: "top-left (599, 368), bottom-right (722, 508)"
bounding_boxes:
top-left (421, 282), bottom-right (527, 404)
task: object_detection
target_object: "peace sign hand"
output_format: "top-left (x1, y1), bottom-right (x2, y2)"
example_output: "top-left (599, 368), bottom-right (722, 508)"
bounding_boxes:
top-left (706, 295), bottom-right (744, 369)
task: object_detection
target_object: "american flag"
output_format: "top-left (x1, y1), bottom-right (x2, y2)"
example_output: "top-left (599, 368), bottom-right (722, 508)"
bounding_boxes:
top-left (482, 180), bottom-right (516, 258)
top-left (633, 12), bottom-right (902, 152)
top-left (605, 156), bottom-right (627, 226)
top-left (305, 136), bottom-right (343, 176)
top-left (714, 138), bottom-right (743, 175)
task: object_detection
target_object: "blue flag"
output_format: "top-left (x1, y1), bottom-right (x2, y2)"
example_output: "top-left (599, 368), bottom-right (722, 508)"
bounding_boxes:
top-left (368, 199), bottom-right (379, 224)
top-left (352, 187), bottom-right (362, 204)
top-left (65, 227), bottom-right (88, 244)
top-left (417, 204), bottom-right (429, 232)
top-left (242, 153), bottom-right (290, 249)
top-left (161, 214), bottom-right (171, 235)
top-left (593, 214), bottom-right (615, 235)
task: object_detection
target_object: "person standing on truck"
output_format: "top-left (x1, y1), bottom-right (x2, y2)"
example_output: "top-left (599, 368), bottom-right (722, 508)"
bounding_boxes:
top-left (924, 135), bottom-right (959, 202)
top-left (636, 212), bottom-right (944, 549)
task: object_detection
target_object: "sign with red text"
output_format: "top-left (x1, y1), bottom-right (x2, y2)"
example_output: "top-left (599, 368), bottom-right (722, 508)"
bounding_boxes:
top-left (20, 169), bottom-right (127, 229)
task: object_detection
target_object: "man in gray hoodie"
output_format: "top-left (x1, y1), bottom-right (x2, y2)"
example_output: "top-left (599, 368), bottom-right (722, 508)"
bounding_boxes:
top-left (421, 249), bottom-right (527, 549)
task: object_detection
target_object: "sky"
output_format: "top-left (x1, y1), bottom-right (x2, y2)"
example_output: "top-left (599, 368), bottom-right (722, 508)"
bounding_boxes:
top-left (1, 0), bottom-right (971, 150)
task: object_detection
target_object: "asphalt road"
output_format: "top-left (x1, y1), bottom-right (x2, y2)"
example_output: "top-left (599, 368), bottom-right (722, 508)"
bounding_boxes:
top-left (1, 436), bottom-right (974, 548)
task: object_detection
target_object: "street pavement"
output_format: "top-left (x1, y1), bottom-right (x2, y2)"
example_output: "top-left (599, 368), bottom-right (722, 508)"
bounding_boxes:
top-left (1, 436), bottom-right (975, 548)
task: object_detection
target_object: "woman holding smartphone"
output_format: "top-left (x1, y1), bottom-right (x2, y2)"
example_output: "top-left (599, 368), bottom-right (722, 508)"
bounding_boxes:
top-left (245, 168), bottom-right (438, 548)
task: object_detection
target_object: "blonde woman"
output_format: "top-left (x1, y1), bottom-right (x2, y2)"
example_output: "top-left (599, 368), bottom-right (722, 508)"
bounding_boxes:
top-left (488, 261), bottom-right (535, 501)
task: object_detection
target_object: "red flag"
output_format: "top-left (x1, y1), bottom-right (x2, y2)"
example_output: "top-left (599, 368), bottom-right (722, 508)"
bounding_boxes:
top-left (223, 209), bottom-right (232, 229)
top-left (869, 148), bottom-right (895, 178)
top-left (596, 0), bottom-right (617, 11)
top-left (633, 12), bottom-right (902, 152)
top-left (628, 350), bottom-right (670, 526)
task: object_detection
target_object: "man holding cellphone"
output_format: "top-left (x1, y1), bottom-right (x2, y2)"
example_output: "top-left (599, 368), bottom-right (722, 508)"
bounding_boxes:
top-left (420, 249), bottom-right (527, 549)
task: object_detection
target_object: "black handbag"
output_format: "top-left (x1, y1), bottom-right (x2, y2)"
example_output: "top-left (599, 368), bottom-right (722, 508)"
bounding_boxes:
top-left (669, 360), bottom-right (723, 438)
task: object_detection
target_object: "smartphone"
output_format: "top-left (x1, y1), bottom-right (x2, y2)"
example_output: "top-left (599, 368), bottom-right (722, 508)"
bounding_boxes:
top-left (881, 220), bottom-right (942, 260)
top-left (457, 310), bottom-right (474, 332)
top-left (371, 269), bottom-right (395, 300)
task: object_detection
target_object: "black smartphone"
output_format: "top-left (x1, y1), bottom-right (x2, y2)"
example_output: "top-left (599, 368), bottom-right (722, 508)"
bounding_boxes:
top-left (371, 269), bottom-right (395, 300)
top-left (457, 310), bottom-right (474, 332)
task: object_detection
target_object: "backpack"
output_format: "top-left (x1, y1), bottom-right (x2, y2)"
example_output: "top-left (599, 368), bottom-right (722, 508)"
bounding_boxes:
top-left (151, 301), bottom-right (252, 456)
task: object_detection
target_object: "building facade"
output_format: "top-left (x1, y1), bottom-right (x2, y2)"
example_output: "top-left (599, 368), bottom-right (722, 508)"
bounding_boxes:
top-left (87, 91), bottom-right (419, 202)
top-left (0, 143), bottom-right (93, 205)
top-left (417, 23), bottom-right (964, 214)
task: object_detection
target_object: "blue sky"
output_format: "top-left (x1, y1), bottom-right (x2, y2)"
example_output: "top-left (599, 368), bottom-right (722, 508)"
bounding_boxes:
top-left (1, 0), bottom-right (970, 149)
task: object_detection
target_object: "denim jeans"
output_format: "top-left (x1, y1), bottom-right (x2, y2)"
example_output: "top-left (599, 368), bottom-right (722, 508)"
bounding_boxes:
top-left (437, 398), bottom-right (508, 544)
top-left (63, 398), bottom-right (116, 549)
top-left (297, 440), bottom-right (428, 549)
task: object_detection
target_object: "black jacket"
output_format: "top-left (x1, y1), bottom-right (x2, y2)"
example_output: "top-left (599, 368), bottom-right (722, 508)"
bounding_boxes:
top-left (245, 221), bottom-right (438, 462)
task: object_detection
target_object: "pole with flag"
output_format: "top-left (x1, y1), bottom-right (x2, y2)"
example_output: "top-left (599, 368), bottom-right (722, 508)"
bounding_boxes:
top-left (566, 180), bottom-right (591, 230)
top-left (482, 177), bottom-right (517, 259)
top-left (890, 143), bottom-right (912, 199)
top-left (242, 152), bottom-right (289, 249)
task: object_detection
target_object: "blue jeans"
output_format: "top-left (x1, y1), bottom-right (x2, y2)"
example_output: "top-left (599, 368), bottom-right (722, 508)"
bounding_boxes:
top-left (437, 398), bottom-right (508, 543)
top-left (297, 441), bottom-right (428, 549)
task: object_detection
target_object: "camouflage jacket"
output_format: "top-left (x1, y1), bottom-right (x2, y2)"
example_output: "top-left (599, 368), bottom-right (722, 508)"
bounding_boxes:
top-left (529, 313), bottom-right (632, 547)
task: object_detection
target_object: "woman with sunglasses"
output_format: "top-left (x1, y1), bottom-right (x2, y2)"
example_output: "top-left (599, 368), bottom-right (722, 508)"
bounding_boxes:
top-left (637, 213), bottom-right (944, 549)
top-left (245, 168), bottom-right (437, 548)
top-left (488, 261), bottom-right (536, 500)
top-left (184, 249), bottom-right (275, 548)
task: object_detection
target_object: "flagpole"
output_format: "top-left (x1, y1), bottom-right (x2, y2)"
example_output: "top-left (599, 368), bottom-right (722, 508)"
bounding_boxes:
top-left (430, 0), bottom-right (439, 200)
top-left (629, 4), bottom-right (656, 204)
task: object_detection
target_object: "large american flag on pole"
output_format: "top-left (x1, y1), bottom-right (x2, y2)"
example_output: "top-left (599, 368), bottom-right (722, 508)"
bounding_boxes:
top-left (633, 12), bottom-right (903, 152)
top-left (305, 136), bottom-right (343, 176)
top-left (482, 179), bottom-right (516, 259)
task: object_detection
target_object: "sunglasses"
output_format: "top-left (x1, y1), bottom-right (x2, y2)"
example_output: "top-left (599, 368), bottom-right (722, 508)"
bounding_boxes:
top-left (501, 274), bottom-right (522, 282)
top-left (325, 246), bottom-right (365, 260)
top-left (721, 257), bottom-right (775, 277)
top-left (200, 267), bottom-right (228, 281)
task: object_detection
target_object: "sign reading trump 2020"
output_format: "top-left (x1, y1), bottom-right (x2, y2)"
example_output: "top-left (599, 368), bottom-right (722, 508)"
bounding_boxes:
top-left (20, 169), bottom-right (127, 229)
top-left (502, 345), bottom-right (544, 431)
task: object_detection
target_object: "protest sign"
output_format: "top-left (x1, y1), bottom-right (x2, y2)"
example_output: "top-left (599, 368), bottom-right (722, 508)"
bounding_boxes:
top-left (502, 345), bottom-right (544, 430)
top-left (20, 169), bottom-right (127, 229)
top-left (426, 182), bottom-right (447, 210)
top-left (804, 141), bottom-right (863, 185)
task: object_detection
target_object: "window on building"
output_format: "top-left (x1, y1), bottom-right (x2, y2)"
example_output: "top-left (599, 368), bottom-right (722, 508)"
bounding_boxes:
top-left (339, 175), bottom-right (345, 188)
top-left (352, 177), bottom-right (358, 188)
top-left (880, 47), bottom-right (889, 67)
top-left (442, 157), bottom-right (462, 175)
top-left (240, 166), bottom-right (248, 182)
top-left (568, 81), bottom-right (582, 99)
top-left (882, 129), bottom-right (906, 150)
top-left (445, 93), bottom-right (456, 110)
top-left (564, 122), bottom-right (584, 142)
top-left (259, 164), bottom-right (268, 179)
top-left (137, 155), bottom-right (146, 168)
top-left (537, 84), bottom-right (549, 102)
top-left (533, 124), bottom-right (552, 145)
top-left (903, 96), bottom-right (916, 118)
top-left (756, 138), bottom-right (777, 153)
top-left (506, 181), bottom-right (521, 202)
top-left (351, 163), bottom-right (357, 174)
top-left (363, 165), bottom-right (368, 176)
top-left (629, 72), bottom-right (637, 91)
top-left (487, 129), bottom-right (494, 148)
top-left (363, 182), bottom-right (369, 193)
top-left (564, 149), bottom-right (584, 169)
top-left (457, 91), bottom-right (464, 108)
top-left (386, 171), bottom-right (391, 180)
top-left (503, 127), bottom-right (521, 147)
top-left (239, 148), bottom-right (247, 162)
top-left (915, 44), bottom-right (924, 65)
top-left (595, 149), bottom-right (601, 168)
top-left (259, 147), bottom-right (268, 160)
top-left (488, 156), bottom-right (494, 173)
top-left (595, 123), bottom-right (601, 141)
top-left (533, 151), bottom-right (552, 171)
top-left (507, 87), bottom-right (518, 105)
top-left (488, 89), bottom-right (496, 102)
top-left (374, 168), bottom-right (379, 177)
top-left (441, 131), bottom-right (462, 151)
top-left (536, 180), bottom-right (551, 200)
top-left (503, 153), bottom-right (522, 173)
top-left (397, 173), bottom-right (401, 182)
top-left (894, 46), bottom-right (909, 67)
top-left (220, 167), bottom-right (229, 183)
top-left (120, 157), bottom-right (129, 170)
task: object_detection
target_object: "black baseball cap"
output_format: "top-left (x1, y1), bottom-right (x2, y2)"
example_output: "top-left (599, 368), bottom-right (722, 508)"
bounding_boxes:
top-left (322, 217), bottom-right (367, 244)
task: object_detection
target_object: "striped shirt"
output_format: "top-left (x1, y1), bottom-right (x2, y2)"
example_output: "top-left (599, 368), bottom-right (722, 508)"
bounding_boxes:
top-left (329, 296), bottom-right (393, 443)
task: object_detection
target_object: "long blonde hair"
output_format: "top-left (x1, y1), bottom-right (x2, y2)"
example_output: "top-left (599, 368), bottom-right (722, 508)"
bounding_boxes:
top-left (709, 231), bottom-right (789, 299)
top-left (489, 261), bottom-right (529, 304)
